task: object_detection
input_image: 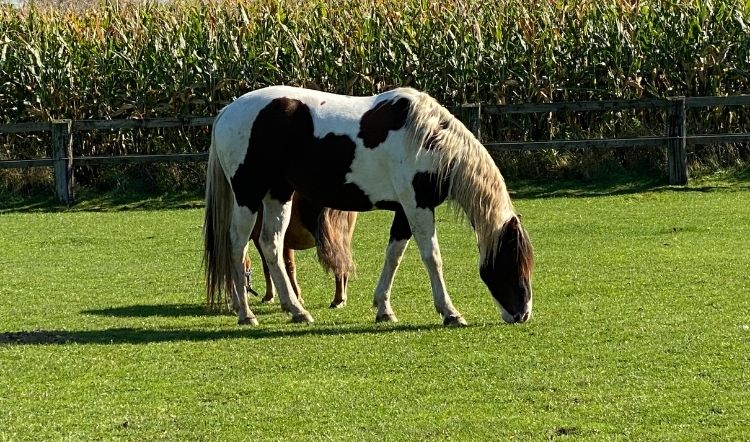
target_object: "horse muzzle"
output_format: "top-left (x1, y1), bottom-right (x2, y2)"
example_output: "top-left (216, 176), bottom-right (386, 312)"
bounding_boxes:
top-left (501, 307), bottom-right (532, 324)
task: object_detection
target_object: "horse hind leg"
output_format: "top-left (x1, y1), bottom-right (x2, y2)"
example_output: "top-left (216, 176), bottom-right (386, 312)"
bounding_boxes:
top-left (316, 208), bottom-right (356, 309)
top-left (252, 238), bottom-right (276, 303)
top-left (331, 273), bottom-right (347, 309)
top-left (284, 248), bottom-right (304, 305)
top-left (231, 205), bottom-right (259, 325)
top-left (259, 194), bottom-right (314, 324)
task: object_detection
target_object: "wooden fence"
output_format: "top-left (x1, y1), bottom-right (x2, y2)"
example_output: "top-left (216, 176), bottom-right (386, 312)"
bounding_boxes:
top-left (1, 95), bottom-right (750, 204)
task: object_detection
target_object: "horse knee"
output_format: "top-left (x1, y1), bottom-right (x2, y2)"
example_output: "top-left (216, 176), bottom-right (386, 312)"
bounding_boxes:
top-left (258, 233), bottom-right (279, 257)
top-left (420, 249), bottom-right (443, 270)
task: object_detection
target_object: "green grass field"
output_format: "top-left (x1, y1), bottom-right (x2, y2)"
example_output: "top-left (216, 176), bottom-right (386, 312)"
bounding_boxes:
top-left (1, 175), bottom-right (749, 440)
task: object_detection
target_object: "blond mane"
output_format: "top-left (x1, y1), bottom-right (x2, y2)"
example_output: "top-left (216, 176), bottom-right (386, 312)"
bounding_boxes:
top-left (399, 89), bottom-right (516, 262)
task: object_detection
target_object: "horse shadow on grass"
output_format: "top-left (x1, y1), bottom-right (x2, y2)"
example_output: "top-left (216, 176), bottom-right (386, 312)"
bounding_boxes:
top-left (82, 303), bottom-right (217, 318)
top-left (0, 302), bottom-right (444, 346)
top-left (81, 301), bottom-right (315, 318)
top-left (0, 322), bottom-right (442, 346)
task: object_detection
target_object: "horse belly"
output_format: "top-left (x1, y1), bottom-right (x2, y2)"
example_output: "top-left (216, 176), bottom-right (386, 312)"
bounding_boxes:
top-left (284, 193), bottom-right (317, 250)
top-left (283, 221), bottom-right (316, 250)
top-left (284, 145), bottom-right (382, 212)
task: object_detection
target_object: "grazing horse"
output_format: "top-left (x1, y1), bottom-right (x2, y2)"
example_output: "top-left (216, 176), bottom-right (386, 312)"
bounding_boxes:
top-left (244, 192), bottom-right (357, 309)
top-left (204, 86), bottom-right (533, 326)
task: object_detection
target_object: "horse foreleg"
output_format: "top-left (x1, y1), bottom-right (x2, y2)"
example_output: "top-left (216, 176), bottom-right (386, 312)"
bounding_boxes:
top-left (372, 208), bottom-right (411, 322)
top-left (259, 196), bottom-right (314, 323)
top-left (231, 206), bottom-right (259, 325)
top-left (284, 248), bottom-right (304, 305)
top-left (405, 207), bottom-right (466, 327)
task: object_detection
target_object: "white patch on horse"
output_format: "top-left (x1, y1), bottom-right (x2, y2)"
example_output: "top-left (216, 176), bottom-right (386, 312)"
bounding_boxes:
top-left (309, 96), bottom-right (375, 140)
top-left (212, 96), bottom-right (260, 179)
top-left (346, 125), bottom-right (441, 205)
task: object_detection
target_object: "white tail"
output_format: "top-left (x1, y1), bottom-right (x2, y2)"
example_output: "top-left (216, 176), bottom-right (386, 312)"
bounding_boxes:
top-left (203, 128), bottom-right (235, 309)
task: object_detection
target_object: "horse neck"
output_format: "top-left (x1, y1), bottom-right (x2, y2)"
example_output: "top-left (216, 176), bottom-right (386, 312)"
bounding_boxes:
top-left (445, 136), bottom-right (515, 259)
top-left (405, 92), bottom-right (514, 257)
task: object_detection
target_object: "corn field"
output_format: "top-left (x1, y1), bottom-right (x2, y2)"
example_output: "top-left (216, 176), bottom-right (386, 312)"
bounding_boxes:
top-left (1, 0), bottom-right (749, 191)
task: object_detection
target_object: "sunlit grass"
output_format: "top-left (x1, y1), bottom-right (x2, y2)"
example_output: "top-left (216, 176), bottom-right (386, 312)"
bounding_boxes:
top-left (1, 178), bottom-right (749, 439)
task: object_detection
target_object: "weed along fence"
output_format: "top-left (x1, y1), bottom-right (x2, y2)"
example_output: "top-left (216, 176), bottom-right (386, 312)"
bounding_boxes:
top-left (2, 95), bottom-right (750, 204)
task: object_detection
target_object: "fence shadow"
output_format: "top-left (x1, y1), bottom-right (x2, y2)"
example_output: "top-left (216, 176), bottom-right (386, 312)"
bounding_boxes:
top-left (509, 170), bottom-right (750, 200)
top-left (0, 322), bottom-right (443, 346)
top-left (3, 167), bottom-right (748, 213)
top-left (0, 188), bottom-right (203, 214)
top-left (508, 172), bottom-right (666, 199)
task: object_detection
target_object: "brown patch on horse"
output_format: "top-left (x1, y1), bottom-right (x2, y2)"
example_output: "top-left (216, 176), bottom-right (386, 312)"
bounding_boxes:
top-left (231, 97), bottom-right (308, 210)
top-left (412, 171), bottom-right (450, 210)
top-left (358, 97), bottom-right (411, 148)
top-left (232, 97), bottom-right (373, 211)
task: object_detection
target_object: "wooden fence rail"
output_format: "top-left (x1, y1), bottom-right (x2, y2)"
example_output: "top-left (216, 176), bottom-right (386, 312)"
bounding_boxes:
top-left (1, 95), bottom-right (750, 204)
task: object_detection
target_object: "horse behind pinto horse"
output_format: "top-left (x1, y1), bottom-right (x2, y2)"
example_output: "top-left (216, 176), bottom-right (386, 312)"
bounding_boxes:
top-left (243, 192), bottom-right (356, 309)
top-left (204, 86), bottom-right (534, 326)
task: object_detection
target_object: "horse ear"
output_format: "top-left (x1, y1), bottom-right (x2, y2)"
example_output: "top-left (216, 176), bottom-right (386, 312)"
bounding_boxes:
top-left (501, 216), bottom-right (521, 242)
top-left (506, 215), bottom-right (520, 230)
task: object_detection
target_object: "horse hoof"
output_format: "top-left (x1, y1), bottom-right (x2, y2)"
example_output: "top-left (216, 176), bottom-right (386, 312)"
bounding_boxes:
top-left (443, 315), bottom-right (468, 327)
top-left (238, 317), bottom-right (259, 326)
top-left (329, 300), bottom-right (346, 309)
top-left (375, 313), bottom-right (398, 323)
top-left (261, 295), bottom-right (275, 304)
top-left (291, 312), bottom-right (314, 324)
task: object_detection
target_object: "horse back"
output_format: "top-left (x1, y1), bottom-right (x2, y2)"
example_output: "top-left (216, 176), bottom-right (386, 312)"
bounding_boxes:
top-left (214, 86), bottom-right (428, 212)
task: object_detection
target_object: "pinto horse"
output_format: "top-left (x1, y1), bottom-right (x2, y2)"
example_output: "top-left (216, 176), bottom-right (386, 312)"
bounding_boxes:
top-left (244, 192), bottom-right (356, 309)
top-left (204, 86), bottom-right (533, 326)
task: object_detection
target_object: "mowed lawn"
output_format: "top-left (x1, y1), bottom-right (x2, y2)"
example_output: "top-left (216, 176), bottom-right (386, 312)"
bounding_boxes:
top-left (1, 177), bottom-right (749, 440)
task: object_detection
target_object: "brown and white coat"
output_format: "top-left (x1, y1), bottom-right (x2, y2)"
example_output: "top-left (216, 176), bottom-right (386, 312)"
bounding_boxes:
top-left (204, 86), bottom-right (533, 326)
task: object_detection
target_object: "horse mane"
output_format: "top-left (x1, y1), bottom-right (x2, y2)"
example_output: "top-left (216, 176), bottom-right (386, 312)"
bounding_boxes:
top-left (399, 88), bottom-right (516, 263)
top-left (503, 216), bottom-right (535, 277)
top-left (515, 221), bottom-right (535, 276)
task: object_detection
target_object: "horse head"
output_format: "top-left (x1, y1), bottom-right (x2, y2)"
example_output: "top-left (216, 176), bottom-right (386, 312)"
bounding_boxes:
top-left (480, 215), bottom-right (534, 323)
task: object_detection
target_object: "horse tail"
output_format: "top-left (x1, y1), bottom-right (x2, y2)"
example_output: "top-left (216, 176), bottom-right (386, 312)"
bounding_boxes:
top-left (203, 116), bottom-right (234, 310)
top-left (315, 209), bottom-right (357, 278)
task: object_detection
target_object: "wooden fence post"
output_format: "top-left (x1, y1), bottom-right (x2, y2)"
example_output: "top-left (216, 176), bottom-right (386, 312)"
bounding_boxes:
top-left (666, 97), bottom-right (688, 185)
top-left (51, 119), bottom-right (74, 204)
top-left (456, 104), bottom-right (482, 142)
